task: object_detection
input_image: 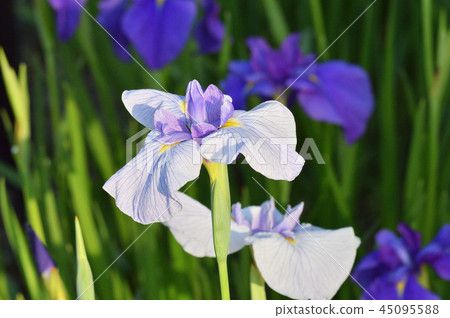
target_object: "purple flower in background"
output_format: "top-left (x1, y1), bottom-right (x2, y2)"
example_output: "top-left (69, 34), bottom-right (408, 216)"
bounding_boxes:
top-left (194, 0), bottom-right (225, 53)
top-left (164, 195), bottom-right (360, 299)
top-left (418, 225), bottom-right (450, 280)
top-left (353, 223), bottom-right (450, 300)
top-left (26, 224), bottom-right (56, 280)
top-left (122, 0), bottom-right (197, 69)
top-left (48, 0), bottom-right (87, 41)
top-left (222, 33), bottom-right (374, 144)
top-left (97, 0), bottom-right (131, 61)
top-left (103, 80), bottom-right (304, 224)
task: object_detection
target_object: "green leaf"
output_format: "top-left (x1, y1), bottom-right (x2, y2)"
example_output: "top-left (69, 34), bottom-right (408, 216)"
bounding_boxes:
top-left (75, 217), bottom-right (95, 300)
top-left (0, 179), bottom-right (45, 299)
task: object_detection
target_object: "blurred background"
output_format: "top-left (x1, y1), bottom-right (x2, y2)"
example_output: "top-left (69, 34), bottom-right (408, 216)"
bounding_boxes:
top-left (0, 0), bottom-right (449, 300)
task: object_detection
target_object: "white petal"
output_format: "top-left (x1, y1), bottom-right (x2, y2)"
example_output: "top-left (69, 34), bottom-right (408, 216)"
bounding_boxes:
top-left (103, 133), bottom-right (201, 224)
top-left (201, 101), bottom-right (304, 181)
top-left (164, 193), bottom-right (251, 257)
top-left (252, 225), bottom-right (360, 299)
top-left (122, 89), bottom-right (185, 129)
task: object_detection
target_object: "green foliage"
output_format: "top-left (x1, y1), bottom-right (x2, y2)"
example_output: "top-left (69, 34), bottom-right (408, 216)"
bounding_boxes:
top-left (0, 0), bottom-right (449, 300)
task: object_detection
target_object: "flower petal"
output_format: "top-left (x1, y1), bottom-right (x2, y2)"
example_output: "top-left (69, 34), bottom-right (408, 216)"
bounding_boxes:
top-left (403, 275), bottom-right (440, 300)
top-left (252, 225), bottom-right (360, 299)
top-left (295, 61), bottom-right (374, 143)
top-left (418, 224), bottom-right (450, 280)
top-left (122, 89), bottom-right (185, 129)
top-left (194, 0), bottom-right (225, 54)
top-left (97, 0), bottom-right (130, 61)
top-left (164, 193), bottom-right (250, 257)
top-left (122, 0), bottom-right (197, 69)
top-left (103, 132), bottom-right (202, 223)
top-left (200, 101), bottom-right (304, 181)
top-left (48, 0), bottom-right (87, 41)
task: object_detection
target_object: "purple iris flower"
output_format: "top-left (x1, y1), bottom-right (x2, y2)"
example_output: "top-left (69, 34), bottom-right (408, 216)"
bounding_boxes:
top-left (121, 0), bottom-right (197, 69)
top-left (222, 33), bottom-right (374, 144)
top-left (103, 80), bottom-right (305, 224)
top-left (48, 0), bottom-right (87, 41)
top-left (194, 0), bottom-right (225, 54)
top-left (353, 223), bottom-right (450, 300)
top-left (26, 224), bottom-right (56, 280)
top-left (97, 0), bottom-right (131, 61)
top-left (165, 195), bottom-right (360, 299)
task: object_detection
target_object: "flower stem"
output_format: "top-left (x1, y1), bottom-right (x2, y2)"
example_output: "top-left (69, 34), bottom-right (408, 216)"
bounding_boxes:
top-left (204, 161), bottom-right (231, 300)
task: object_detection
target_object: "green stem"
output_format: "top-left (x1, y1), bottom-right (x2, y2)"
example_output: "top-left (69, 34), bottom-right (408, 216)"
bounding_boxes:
top-left (217, 259), bottom-right (230, 300)
top-left (204, 161), bottom-right (231, 300)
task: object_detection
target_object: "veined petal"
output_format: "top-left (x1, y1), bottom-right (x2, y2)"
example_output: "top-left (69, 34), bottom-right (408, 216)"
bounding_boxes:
top-left (186, 79), bottom-right (207, 124)
top-left (200, 101), bottom-right (305, 181)
top-left (103, 132), bottom-right (202, 224)
top-left (252, 225), bottom-right (360, 299)
top-left (122, 89), bottom-right (186, 129)
top-left (164, 193), bottom-right (250, 257)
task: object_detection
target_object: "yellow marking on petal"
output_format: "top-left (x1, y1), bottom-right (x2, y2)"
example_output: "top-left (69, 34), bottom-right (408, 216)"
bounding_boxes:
top-left (396, 280), bottom-right (406, 297)
top-left (231, 216), bottom-right (236, 221)
top-left (308, 74), bottom-right (320, 83)
top-left (157, 0), bottom-right (165, 5)
top-left (179, 100), bottom-right (187, 114)
top-left (285, 237), bottom-right (295, 244)
top-left (221, 118), bottom-right (243, 128)
top-left (159, 141), bottom-right (181, 155)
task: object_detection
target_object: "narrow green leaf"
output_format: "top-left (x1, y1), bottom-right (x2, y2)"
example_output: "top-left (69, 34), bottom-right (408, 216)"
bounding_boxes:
top-left (0, 179), bottom-right (45, 299)
top-left (75, 217), bottom-right (95, 300)
top-left (261, 0), bottom-right (289, 44)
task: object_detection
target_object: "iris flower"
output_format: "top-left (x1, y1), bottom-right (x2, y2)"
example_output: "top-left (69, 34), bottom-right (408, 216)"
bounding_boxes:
top-left (194, 0), bottom-right (225, 54)
top-left (103, 80), bottom-right (304, 224)
top-left (164, 195), bottom-right (360, 299)
top-left (222, 33), bottom-right (374, 143)
top-left (48, 0), bottom-right (87, 41)
top-left (353, 223), bottom-right (450, 300)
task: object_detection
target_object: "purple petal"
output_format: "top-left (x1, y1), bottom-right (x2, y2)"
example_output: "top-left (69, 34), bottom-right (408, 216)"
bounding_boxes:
top-left (194, 0), bottom-right (224, 53)
top-left (186, 80), bottom-right (207, 124)
top-left (221, 73), bottom-right (247, 110)
top-left (418, 224), bottom-right (450, 280)
top-left (362, 277), bottom-right (399, 300)
top-left (231, 202), bottom-right (251, 229)
top-left (154, 108), bottom-right (189, 135)
top-left (296, 61), bottom-right (374, 144)
top-left (403, 275), bottom-right (440, 300)
top-left (203, 84), bottom-right (234, 127)
top-left (191, 122), bottom-right (217, 139)
top-left (97, 0), bottom-right (131, 61)
top-left (353, 251), bottom-right (386, 287)
top-left (376, 229), bottom-right (411, 268)
top-left (397, 223), bottom-right (422, 256)
top-left (26, 224), bottom-right (56, 278)
top-left (272, 202), bottom-right (304, 233)
top-left (251, 197), bottom-right (276, 232)
top-left (204, 84), bottom-right (224, 126)
top-left (122, 0), bottom-right (197, 69)
top-left (280, 33), bottom-right (303, 67)
top-left (48, 0), bottom-right (87, 41)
